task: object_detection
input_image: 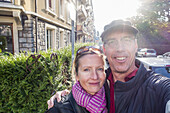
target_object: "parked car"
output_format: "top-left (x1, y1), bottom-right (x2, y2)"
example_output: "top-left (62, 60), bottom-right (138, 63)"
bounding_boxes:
top-left (157, 52), bottom-right (170, 58)
top-left (135, 48), bottom-right (142, 56)
top-left (137, 57), bottom-right (170, 78)
top-left (137, 48), bottom-right (157, 57)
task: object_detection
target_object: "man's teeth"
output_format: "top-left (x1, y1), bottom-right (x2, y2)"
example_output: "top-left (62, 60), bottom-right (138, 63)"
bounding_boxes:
top-left (116, 57), bottom-right (126, 60)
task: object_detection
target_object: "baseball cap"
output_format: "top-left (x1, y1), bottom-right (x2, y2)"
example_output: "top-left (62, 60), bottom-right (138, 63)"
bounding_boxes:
top-left (101, 19), bottom-right (138, 41)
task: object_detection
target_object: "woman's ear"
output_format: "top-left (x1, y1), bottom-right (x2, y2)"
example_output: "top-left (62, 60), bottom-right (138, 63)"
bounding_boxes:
top-left (75, 75), bottom-right (79, 81)
top-left (75, 72), bottom-right (79, 81)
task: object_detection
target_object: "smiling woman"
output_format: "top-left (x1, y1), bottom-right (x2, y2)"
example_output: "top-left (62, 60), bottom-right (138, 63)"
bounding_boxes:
top-left (46, 46), bottom-right (108, 113)
top-left (93, 0), bottom-right (141, 33)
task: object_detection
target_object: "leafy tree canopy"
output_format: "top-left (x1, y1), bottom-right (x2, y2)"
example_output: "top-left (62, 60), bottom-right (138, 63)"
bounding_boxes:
top-left (129, 0), bottom-right (169, 41)
top-left (128, 0), bottom-right (169, 54)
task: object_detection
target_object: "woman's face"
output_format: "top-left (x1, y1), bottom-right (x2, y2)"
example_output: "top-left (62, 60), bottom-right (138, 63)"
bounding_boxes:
top-left (76, 54), bottom-right (106, 95)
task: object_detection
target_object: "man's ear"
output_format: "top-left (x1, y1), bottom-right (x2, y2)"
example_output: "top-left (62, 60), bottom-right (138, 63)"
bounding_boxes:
top-left (103, 45), bottom-right (106, 55)
top-left (135, 39), bottom-right (138, 52)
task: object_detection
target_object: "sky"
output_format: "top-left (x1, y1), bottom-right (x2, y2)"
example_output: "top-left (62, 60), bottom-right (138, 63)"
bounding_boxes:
top-left (92, 0), bottom-right (141, 35)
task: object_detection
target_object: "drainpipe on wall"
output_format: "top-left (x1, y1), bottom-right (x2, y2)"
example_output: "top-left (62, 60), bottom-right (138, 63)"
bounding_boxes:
top-left (35, 0), bottom-right (38, 53)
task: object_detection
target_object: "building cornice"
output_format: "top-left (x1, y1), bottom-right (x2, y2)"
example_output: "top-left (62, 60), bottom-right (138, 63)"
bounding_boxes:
top-left (25, 11), bottom-right (71, 31)
top-left (0, 3), bottom-right (71, 31)
top-left (0, 2), bottom-right (25, 11)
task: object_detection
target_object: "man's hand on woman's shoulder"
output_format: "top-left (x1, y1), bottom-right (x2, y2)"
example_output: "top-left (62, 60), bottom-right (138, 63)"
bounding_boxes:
top-left (47, 89), bottom-right (70, 109)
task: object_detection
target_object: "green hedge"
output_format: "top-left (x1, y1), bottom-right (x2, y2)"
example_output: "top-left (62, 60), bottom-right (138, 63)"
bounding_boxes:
top-left (0, 36), bottom-right (7, 51)
top-left (0, 43), bottom-right (93, 113)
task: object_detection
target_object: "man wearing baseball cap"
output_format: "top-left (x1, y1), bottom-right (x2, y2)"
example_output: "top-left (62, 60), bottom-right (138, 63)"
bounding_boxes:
top-left (47, 19), bottom-right (170, 113)
top-left (101, 19), bottom-right (170, 113)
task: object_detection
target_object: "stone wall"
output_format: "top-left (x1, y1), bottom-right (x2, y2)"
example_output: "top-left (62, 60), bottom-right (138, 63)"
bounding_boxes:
top-left (18, 19), bottom-right (35, 52)
top-left (64, 30), bottom-right (67, 46)
top-left (64, 30), bottom-right (71, 46)
top-left (36, 20), bottom-right (45, 51)
top-left (18, 17), bottom-right (71, 53)
top-left (56, 28), bottom-right (60, 49)
top-left (19, 18), bottom-right (46, 53)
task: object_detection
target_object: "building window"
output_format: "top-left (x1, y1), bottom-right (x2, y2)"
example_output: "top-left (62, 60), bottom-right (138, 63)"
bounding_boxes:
top-left (0, 0), bottom-right (12, 3)
top-left (46, 29), bottom-right (52, 50)
top-left (0, 24), bottom-right (13, 53)
top-left (59, 0), bottom-right (65, 19)
top-left (59, 30), bottom-right (64, 48)
top-left (68, 32), bottom-right (71, 44)
top-left (49, 0), bottom-right (52, 8)
top-left (46, 0), bottom-right (56, 15)
top-left (67, 2), bottom-right (71, 24)
top-left (66, 31), bottom-right (70, 46)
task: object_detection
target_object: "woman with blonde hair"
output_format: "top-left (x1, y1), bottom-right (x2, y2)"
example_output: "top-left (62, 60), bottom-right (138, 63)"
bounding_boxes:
top-left (46, 46), bottom-right (108, 113)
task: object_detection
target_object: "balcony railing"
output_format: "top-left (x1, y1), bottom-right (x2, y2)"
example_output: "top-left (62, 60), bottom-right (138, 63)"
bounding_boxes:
top-left (81, 0), bottom-right (87, 4)
top-left (77, 5), bottom-right (87, 21)
top-left (77, 24), bottom-right (88, 36)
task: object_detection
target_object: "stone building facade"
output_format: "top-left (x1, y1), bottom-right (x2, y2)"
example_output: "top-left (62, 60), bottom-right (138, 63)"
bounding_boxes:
top-left (76, 0), bottom-right (94, 43)
top-left (0, 0), bottom-right (94, 54)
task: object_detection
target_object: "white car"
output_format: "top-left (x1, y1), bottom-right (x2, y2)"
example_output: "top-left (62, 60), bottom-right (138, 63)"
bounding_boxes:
top-left (137, 48), bottom-right (157, 57)
top-left (157, 52), bottom-right (170, 58)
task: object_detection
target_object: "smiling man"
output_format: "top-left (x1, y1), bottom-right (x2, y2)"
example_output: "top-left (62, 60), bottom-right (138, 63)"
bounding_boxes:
top-left (101, 19), bottom-right (170, 113)
top-left (102, 20), bottom-right (138, 82)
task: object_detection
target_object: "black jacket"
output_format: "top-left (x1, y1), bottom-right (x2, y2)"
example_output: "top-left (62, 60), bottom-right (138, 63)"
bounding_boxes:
top-left (45, 88), bottom-right (110, 113)
top-left (45, 93), bottom-right (89, 113)
top-left (105, 63), bottom-right (170, 113)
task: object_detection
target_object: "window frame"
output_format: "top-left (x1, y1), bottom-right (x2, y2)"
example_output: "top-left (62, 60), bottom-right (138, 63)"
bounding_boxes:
top-left (46, 0), bottom-right (56, 16)
top-left (0, 23), bottom-right (14, 54)
top-left (45, 24), bottom-right (56, 51)
top-left (59, 28), bottom-right (64, 48)
top-left (66, 1), bottom-right (71, 24)
top-left (59, 0), bottom-right (65, 20)
top-left (46, 29), bottom-right (52, 50)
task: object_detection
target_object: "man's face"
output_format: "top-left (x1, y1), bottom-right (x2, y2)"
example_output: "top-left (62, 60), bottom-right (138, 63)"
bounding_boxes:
top-left (103, 31), bottom-right (138, 74)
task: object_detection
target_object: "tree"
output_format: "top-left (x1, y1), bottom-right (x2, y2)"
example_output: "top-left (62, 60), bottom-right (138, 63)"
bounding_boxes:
top-left (128, 0), bottom-right (169, 54)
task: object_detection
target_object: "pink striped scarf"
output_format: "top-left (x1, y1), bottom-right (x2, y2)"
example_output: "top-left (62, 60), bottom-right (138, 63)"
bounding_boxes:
top-left (72, 81), bottom-right (107, 113)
